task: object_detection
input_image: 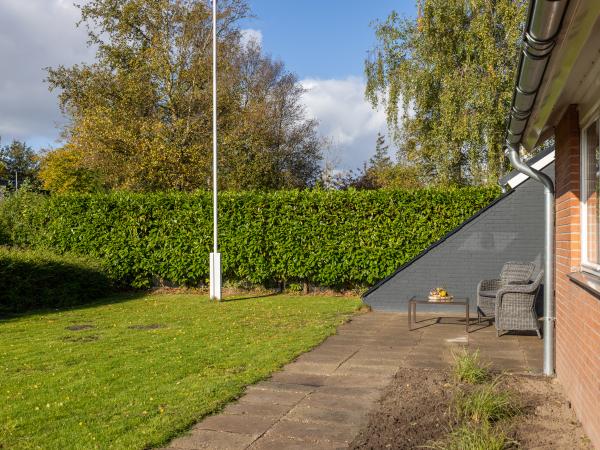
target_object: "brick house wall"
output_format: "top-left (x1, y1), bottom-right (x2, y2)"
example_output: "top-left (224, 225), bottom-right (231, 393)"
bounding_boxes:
top-left (554, 105), bottom-right (600, 448)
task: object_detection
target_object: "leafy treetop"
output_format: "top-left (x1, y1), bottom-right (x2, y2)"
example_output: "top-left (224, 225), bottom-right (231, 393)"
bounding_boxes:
top-left (46, 0), bottom-right (321, 192)
top-left (365, 0), bottom-right (526, 186)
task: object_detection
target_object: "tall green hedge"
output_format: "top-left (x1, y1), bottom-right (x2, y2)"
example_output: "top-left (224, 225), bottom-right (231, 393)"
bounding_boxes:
top-left (0, 188), bottom-right (500, 289)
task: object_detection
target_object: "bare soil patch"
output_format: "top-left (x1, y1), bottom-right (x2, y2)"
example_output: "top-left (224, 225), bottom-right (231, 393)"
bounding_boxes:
top-left (351, 368), bottom-right (453, 449)
top-left (350, 368), bottom-right (591, 450)
top-left (511, 375), bottom-right (592, 449)
top-left (65, 324), bottom-right (95, 331)
top-left (127, 323), bottom-right (165, 330)
top-left (62, 335), bottom-right (100, 343)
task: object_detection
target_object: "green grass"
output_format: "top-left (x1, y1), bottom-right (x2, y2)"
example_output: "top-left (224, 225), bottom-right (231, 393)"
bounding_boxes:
top-left (452, 349), bottom-right (490, 384)
top-left (453, 378), bottom-right (520, 425)
top-left (0, 293), bottom-right (362, 449)
top-left (431, 424), bottom-right (513, 450)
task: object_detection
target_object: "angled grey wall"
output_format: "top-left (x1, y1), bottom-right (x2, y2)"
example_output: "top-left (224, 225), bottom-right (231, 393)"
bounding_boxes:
top-left (363, 164), bottom-right (554, 312)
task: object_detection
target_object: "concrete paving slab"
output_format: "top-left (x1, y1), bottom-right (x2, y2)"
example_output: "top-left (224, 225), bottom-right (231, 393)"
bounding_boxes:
top-left (268, 371), bottom-right (329, 387)
top-left (300, 393), bottom-right (378, 412)
top-left (342, 357), bottom-right (401, 368)
top-left (279, 361), bottom-right (340, 375)
top-left (314, 385), bottom-right (382, 401)
top-left (285, 404), bottom-right (368, 426)
top-left (322, 373), bottom-right (393, 389)
top-left (294, 352), bottom-right (354, 364)
top-left (265, 418), bottom-right (358, 444)
top-left (248, 436), bottom-right (345, 450)
top-left (194, 414), bottom-right (278, 437)
top-left (221, 401), bottom-right (291, 418)
top-left (238, 389), bottom-right (307, 407)
top-left (246, 381), bottom-right (315, 394)
top-left (334, 364), bottom-right (398, 377)
top-left (168, 429), bottom-right (256, 450)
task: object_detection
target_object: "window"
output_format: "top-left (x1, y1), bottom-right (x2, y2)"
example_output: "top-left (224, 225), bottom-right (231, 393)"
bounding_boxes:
top-left (581, 119), bottom-right (600, 272)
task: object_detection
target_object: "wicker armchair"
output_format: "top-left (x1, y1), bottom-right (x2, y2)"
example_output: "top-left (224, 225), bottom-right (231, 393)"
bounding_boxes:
top-left (477, 261), bottom-right (536, 321)
top-left (495, 270), bottom-right (544, 338)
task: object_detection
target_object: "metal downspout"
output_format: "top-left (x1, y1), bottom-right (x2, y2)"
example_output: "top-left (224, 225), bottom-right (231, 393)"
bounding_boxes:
top-left (507, 146), bottom-right (555, 376)
top-left (504, 0), bottom-right (569, 377)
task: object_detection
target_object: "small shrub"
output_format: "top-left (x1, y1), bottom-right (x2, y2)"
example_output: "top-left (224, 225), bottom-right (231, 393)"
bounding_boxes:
top-left (452, 348), bottom-right (490, 384)
top-left (0, 247), bottom-right (113, 313)
top-left (453, 378), bottom-right (520, 425)
top-left (287, 282), bottom-right (303, 292)
top-left (432, 423), bottom-right (514, 450)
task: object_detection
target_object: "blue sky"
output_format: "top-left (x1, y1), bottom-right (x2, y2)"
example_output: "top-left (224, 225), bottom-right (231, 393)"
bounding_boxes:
top-left (0, 0), bottom-right (416, 169)
top-left (239, 1), bottom-right (416, 169)
top-left (243, 1), bottom-right (415, 79)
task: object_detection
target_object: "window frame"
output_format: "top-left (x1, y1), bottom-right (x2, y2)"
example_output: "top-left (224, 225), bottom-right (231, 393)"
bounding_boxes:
top-left (580, 117), bottom-right (600, 275)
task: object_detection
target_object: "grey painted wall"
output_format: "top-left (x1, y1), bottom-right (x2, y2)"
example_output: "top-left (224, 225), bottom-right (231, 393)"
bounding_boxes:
top-left (363, 163), bottom-right (554, 313)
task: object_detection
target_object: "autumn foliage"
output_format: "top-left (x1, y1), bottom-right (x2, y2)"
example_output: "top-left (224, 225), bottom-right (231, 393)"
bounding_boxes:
top-left (44, 0), bottom-right (321, 192)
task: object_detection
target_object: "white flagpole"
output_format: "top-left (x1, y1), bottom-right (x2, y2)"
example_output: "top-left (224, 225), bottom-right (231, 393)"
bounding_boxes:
top-left (209, 0), bottom-right (221, 301)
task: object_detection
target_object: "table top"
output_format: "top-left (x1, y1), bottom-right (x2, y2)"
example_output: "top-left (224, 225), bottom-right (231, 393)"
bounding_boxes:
top-left (409, 296), bottom-right (469, 305)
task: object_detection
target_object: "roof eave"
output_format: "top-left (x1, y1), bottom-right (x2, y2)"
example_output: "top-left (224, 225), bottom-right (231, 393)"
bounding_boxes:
top-left (522, 0), bottom-right (600, 150)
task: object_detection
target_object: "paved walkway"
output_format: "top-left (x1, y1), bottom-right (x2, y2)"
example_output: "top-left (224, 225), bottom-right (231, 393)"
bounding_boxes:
top-left (165, 312), bottom-right (543, 450)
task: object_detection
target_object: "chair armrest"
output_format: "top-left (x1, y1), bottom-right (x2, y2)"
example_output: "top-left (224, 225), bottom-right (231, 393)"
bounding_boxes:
top-left (497, 271), bottom-right (544, 297)
top-left (477, 279), bottom-right (502, 292)
top-left (497, 283), bottom-right (538, 296)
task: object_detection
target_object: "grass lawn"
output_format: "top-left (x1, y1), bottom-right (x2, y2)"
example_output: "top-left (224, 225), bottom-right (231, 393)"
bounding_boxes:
top-left (0, 293), bottom-right (362, 449)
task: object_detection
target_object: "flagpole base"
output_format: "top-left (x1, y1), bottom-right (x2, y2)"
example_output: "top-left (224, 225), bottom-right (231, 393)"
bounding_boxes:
top-left (209, 252), bottom-right (221, 301)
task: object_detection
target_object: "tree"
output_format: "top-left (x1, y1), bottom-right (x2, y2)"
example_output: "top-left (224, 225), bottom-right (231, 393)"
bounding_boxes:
top-left (46, 0), bottom-right (321, 192)
top-left (365, 0), bottom-right (526, 186)
top-left (331, 133), bottom-right (422, 190)
top-left (0, 140), bottom-right (40, 189)
top-left (223, 40), bottom-right (321, 189)
top-left (369, 132), bottom-right (392, 172)
top-left (39, 146), bottom-right (103, 193)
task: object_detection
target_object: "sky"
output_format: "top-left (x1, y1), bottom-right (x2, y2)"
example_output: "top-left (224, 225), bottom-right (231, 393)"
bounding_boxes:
top-left (0, 0), bottom-right (416, 170)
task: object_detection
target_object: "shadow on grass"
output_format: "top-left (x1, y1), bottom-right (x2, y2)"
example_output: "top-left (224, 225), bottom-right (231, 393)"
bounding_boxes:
top-left (0, 248), bottom-right (133, 320)
top-left (0, 290), bottom-right (290, 321)
top-left (0, 290), bottom-right (150, 322)
top-left (219, 291), bottom-right (281, 303)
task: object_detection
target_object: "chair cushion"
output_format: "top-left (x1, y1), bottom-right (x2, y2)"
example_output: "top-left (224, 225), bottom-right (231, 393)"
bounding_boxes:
top-left (479, 290), bottom-right (498, 298)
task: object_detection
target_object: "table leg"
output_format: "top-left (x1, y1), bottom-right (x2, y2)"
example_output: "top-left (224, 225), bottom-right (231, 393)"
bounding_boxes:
top-left (466, 302), bottom-right (469, 333)
top-left (413, 302), bottom-right (417, 328)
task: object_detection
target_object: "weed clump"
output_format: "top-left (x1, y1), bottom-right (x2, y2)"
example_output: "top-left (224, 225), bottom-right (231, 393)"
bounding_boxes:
top-left (453, 378), bottom-right (520, 424)
top-left (452, 348), bottom-right (489, 384)
top-left (432, 423), bottom-right (513, 450)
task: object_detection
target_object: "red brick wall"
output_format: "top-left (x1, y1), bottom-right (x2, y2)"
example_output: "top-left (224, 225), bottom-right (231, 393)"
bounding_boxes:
top-left (554, 105), bottom-right (600, 449)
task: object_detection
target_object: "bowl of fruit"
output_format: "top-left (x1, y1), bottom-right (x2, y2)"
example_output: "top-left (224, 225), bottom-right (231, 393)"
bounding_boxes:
top-left (428, 287), bottom-right (453, 302)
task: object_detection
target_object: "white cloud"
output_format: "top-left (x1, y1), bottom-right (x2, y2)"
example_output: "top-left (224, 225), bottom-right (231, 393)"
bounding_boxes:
top-left (300, 76), bottom-right (389, 170)
top-left (240, 28), bottom-right (263, 48)
top-left (0, 0), bottom-right (94, 149)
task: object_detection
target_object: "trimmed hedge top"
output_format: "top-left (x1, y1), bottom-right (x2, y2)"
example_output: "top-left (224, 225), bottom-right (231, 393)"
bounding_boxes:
top-left (0, 188), bottom-right (501, 289)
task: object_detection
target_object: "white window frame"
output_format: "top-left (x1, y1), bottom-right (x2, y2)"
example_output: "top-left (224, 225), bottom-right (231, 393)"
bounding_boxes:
top-left (580, 117), bottom-right (600, 275)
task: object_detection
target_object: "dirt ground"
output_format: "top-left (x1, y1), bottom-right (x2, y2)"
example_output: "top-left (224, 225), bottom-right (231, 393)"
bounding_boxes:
top-left (350, 368), bottom-right (592, 450)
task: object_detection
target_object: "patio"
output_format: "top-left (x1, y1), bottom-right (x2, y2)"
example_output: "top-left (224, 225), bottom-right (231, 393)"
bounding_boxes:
top-left (166, 310), bottom-right (543, 449)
